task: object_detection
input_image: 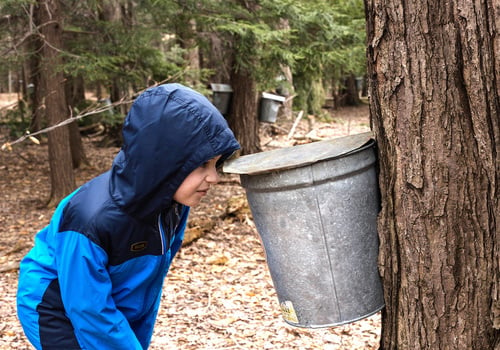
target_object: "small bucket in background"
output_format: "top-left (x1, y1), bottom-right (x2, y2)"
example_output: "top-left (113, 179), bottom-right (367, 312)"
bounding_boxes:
top-left (210, 83), bottom-right (233, 115)
top-left (259, 92), bottom-right (286, 123)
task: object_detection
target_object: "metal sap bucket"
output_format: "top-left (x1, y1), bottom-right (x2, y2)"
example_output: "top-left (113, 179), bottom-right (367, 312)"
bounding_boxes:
top-left (210, 83), bottom-right (233, 115)
top-left (223, 132), bottom-right (384, 328)
top-left (259, 92), bottom-right (286, 123)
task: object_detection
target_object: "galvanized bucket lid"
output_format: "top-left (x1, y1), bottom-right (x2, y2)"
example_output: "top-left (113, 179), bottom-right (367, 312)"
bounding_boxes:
top-left (223, 131), bottom-right (374, 175)
top-left (262, 92), bottom-right (286, 103)
top-left (210, 83), bottom-right (233, 92)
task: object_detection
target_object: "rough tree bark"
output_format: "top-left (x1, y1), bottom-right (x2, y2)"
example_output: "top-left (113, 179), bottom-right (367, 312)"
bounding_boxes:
top-left (226, 0), bottom-right (261, 156)
top-left (36, 0), bottom-right (75, 207)
top-left (65, 75), bottom-right (89, 169)
top-left (228, 66), bottom-right (260, 155)
top-left (365, 0), bottom-right (499, 348)
top-left (201, 33), bottom-right (232, 84)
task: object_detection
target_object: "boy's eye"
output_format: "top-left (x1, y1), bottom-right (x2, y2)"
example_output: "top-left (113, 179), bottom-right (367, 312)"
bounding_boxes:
top-left (201, 156), bottom-right (221, 169)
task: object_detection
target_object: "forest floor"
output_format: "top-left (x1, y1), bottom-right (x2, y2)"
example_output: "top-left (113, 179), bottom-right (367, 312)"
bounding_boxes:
top-left (0, 96), bottom-right (381, 349)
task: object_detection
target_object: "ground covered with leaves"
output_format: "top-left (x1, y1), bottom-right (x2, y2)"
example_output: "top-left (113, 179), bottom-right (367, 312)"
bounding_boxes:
top-left (0, 103), bottom-right (381, 349)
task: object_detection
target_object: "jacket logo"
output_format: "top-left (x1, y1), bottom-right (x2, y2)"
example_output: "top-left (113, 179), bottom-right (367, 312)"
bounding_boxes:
top-left (130, 241), bottom-right (148, 252)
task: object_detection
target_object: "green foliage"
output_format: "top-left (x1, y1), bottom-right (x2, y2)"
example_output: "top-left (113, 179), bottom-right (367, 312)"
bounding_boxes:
top-left (283, 0), bottom-right (366, 114)
top-left (0, 0), bottom-right (34, 14)
top-left (0, 0), bottom-right (367, 123)
top-left (0, 0), bottom-right (35, 77)
top-left (191, 0), bottom-right (366, 114)
top-left (0, 100), bottom-right (32, 138)
top-left (61, 8), bottom-right (186, 88)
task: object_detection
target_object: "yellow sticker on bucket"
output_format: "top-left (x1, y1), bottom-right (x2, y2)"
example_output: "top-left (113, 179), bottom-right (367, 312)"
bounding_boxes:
top-left (280, 301), bottom-right (299, 324)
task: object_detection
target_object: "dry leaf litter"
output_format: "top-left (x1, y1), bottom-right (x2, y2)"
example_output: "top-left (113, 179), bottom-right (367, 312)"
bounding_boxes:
top-left (0, 97), bottom-right (380, 349)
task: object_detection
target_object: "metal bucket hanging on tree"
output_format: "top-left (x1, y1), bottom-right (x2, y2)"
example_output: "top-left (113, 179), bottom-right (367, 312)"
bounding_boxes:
top-left (224, 132), bottom-right (384, 328)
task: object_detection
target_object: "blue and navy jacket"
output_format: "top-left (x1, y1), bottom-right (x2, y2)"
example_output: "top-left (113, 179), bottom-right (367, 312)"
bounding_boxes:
top-left (17, 84), bottom-right (240, 349)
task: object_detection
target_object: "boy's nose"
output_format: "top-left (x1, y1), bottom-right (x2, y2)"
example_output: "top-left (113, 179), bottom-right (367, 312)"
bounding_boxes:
top-left (206, 167), bottom-right (219, 184)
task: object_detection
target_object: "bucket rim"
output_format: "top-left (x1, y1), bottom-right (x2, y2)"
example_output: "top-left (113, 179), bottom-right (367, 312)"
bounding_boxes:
top-left (262, 92), bottom-right (286, 102)
top-left (223, 131), bottom-right (375, 175)
top-left (210, 83), bottom-right (233, 92)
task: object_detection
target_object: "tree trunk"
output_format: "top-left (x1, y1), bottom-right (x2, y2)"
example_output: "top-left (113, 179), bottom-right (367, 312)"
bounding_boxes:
top-left (228, 66), bottom-right (260, 155)
top-left (100, 0), bottom-right (131, 115)
top-left (277, 19), bottom-right (294, 120)
top-left (343, 74), bottom-right (361, 106)
top-left (36, 0), bottom-right (75, 207)
top-left (65, 75), bottom-right (89, 169)
top-left (365, 0), bottom-right (500, 348)
top-left (29, 30), bottom-right (44, 132)
top-left (68, 121), bottom-right (88, 169)
top-left (224, 0), bottom-right (261, 156)
top-left (201, 33), bottom-right (232, 84)
top-left (277, 64), bottom-right (294, 120)
top-left (176, 17), bottom-right (200, 85)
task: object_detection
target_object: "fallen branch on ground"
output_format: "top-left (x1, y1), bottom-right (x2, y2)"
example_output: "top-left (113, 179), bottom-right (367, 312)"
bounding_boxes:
top-left (287, 110), bottom-right (304, 140)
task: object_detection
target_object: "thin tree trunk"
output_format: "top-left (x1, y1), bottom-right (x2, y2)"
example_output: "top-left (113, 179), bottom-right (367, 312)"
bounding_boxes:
top-left (228, 66), bottom-right (260, 155)
top-left (277, 19), bottom-right (294, 120)
top-left (29, 30), bottom-right (43, 132)
top-left (68, 121), bottom-right (88, 169)
top-left (225, 0), bottom-right (261, 156)
top-left (201, 33), bottom-right (232, 84)
top-left (344, 74), bottom-right (360, 106)
top-left (36, 0), bottom-right (75, 207)
top-left (277, 64), bottom-right (294, 120)
top-left (65, 75), bottom-right (89, 169)
top-left (176, 17), bottom-right (200, 85)
top-left (365, 0), bottom-right (500, 348)
top-left (100, 0), bottom-right (131, 115)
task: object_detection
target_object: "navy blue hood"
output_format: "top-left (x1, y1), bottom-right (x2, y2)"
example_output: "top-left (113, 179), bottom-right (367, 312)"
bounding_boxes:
top-left (109, 83), bottom-right (240, 219)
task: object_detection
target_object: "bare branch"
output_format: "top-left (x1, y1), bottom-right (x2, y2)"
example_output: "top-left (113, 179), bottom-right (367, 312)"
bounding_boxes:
top-left (0, 21), bottom-right (58, 57)
top-left (0, 77), bottom-right (181, 151)
top-left (1, 98), bottom-right (131, 151)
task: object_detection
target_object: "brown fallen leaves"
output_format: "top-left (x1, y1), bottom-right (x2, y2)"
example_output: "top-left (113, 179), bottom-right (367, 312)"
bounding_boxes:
top-left (1, 105), bottom-right (380, 349)
top-left (149, 183), bottom-right (381, 350)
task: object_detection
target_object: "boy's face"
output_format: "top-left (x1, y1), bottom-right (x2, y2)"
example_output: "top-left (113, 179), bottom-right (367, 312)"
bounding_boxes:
top-left (173, 155), bottom-right (222, 207)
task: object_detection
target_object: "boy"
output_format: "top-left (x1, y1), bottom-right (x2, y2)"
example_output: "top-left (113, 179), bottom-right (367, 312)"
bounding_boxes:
top-left (17, 83), bottom-right (240, 349)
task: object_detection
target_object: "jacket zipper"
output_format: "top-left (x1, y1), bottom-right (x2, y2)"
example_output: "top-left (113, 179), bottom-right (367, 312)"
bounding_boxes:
top-left (157, 213), bottom-right (166, 255)
top-left (157, 205), bottom-right (181, 256)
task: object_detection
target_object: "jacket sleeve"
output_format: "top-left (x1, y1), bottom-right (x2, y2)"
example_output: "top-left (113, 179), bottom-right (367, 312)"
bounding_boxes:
top-left (55, 230), bottom-right (144, 350)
